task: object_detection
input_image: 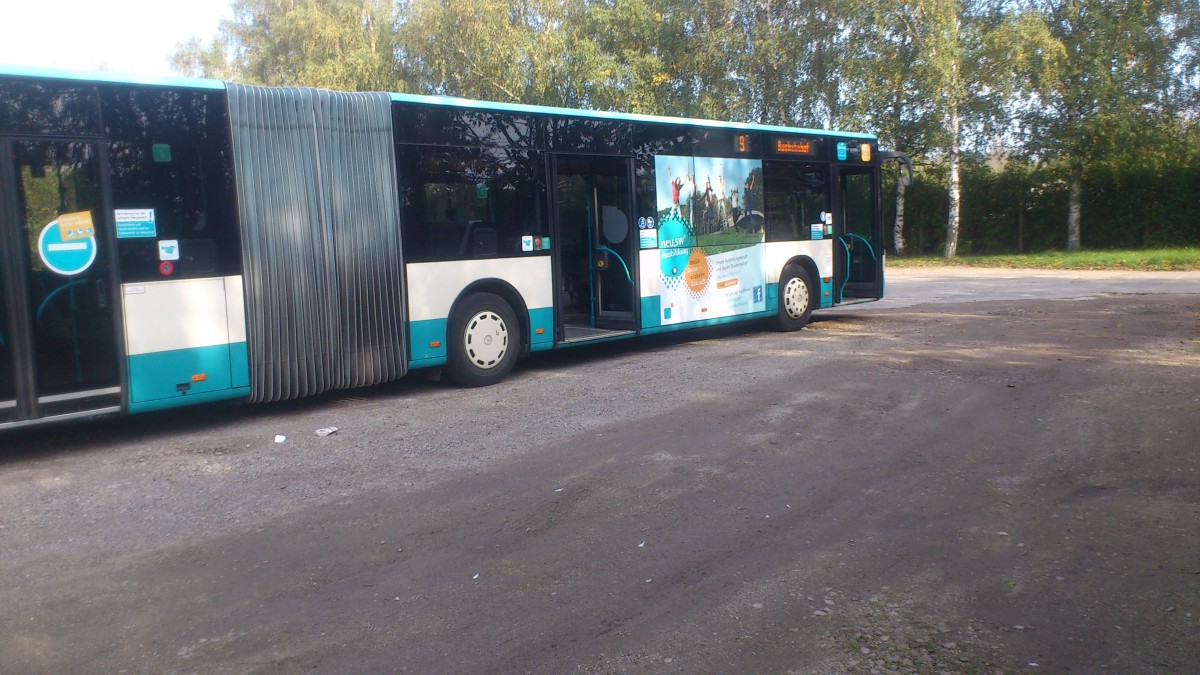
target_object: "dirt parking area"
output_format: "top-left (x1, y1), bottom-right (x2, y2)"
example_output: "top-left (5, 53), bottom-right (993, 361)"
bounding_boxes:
top-left (1, 275), bottom-right (1197, 674)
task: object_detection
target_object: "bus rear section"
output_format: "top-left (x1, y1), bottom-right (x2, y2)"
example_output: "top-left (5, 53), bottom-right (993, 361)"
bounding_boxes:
top-left (1, 73), bottom-right (252, 428)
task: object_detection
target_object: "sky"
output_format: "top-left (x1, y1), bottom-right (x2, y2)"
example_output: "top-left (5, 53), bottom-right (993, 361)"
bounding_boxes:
top-left (0, 0), bottom-right (232, 78)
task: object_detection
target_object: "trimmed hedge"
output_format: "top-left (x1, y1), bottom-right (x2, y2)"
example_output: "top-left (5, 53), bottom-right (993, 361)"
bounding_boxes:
top-left (887, 158), bottom-right (1200, 255)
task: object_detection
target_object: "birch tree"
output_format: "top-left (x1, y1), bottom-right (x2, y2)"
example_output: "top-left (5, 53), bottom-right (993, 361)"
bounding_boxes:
top-left (1017, 0), bottom-right (1198, 251)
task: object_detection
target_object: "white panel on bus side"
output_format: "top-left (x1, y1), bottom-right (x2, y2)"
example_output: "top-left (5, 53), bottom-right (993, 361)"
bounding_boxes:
top-left (121, 278), bottom-right (231, 356)
top-left (224, 275), bottom-right (246, 344)
top-left (406, 257), bottom-right (553, 322)
top-left (763, 240), bottom-right (835, 282)
top-left (638, 249), bottom-right (661, 299)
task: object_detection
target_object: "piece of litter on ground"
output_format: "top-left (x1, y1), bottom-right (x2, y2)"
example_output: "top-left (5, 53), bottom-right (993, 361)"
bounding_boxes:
top-left (274, 435), bottom-right (286, 443)
top-left (997, 531), bottom-right (1009, 536)
top-left (638, 541), bottom-right (645, 548)
top-left (315, 427), bottom-right (338, 437)
top-left (472, 573), bottom-right (480, 580)
top-left (554, 488), bottom-right (564, 492)
top-left (645, 578), bottom-right (652, 583)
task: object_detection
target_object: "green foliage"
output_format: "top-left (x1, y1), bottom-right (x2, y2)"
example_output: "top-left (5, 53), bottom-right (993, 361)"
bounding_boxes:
top-left (173, 0), bottom-right (403, 91)
top-left (397, 0), bottom-right (565, 102)
top-left (167, 0), bottom-right (1200, 252)
top-left (889, 144), bottom-right (1200, 255)
top-left (888, 248), bottom-right (1200, 271)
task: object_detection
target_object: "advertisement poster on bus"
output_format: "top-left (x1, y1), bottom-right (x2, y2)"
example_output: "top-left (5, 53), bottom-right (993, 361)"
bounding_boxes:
top-left (654, 155), bottom-right (766, 325)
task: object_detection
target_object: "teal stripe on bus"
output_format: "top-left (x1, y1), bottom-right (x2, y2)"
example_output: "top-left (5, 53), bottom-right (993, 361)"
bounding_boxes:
top-left (127, 343), bottom-right (246, 407)
top-left (408, 318), bottom-right (449, 368)
top-left (528, 306), bottom-right (554, 351)
top-left (0, 65), bottom-right (225, 90)
top-left (640, 296), bottom-right (662, 329)
top-left (639, 310), bottom-right (776, 336)
top-left (388, 92), bottom-right (876, 141)
top-left (819, 277), bottom-right (834, 308)
top-left (231, 341), bottom-right (250, 388)
top-left (128, 387), bottom-right (251, 414)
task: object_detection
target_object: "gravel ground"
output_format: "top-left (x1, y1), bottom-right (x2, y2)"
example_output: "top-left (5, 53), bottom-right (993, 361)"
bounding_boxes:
top-left (1, 271), bottom-right (1198, 673)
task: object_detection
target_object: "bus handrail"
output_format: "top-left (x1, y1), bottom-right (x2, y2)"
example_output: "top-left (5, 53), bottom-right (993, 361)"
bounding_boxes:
top-left (839, 233), bottom-right (877, 297)
top-left (594, 246), bottom-right (633, 284)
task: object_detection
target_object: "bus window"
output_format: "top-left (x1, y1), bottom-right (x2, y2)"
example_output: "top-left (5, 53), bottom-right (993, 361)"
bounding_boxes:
top-left (0, 79), bottom-right (100, 136)
top-left (102, 87), bottom-right (239, 282)
top-left (764, 162), bottom-right (828, 242)
top-left (399, 145), bottom-right (546, 262)
top-left (550, 117), bottom-right (632, 154)
top-left (395, 104), bottom-right (539, 149)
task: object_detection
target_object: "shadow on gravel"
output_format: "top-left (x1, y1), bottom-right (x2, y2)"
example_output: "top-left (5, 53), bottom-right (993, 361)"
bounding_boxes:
top-left (1, 312), bottom-right (880, 463)
top-left (0, 376), bottom-right (443, 464)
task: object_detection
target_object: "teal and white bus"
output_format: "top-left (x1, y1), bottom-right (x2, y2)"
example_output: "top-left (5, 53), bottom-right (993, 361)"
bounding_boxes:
top-left (0, 67), bottom-right (910, 430)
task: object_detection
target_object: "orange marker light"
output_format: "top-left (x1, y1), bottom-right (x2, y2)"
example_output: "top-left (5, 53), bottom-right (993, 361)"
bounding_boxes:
top-left (191, 373), bottom-right (207, 382)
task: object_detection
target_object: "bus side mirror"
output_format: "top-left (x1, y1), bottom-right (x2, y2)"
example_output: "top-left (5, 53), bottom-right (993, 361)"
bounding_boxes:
top-left (881, 150), bottom-right (913, 187)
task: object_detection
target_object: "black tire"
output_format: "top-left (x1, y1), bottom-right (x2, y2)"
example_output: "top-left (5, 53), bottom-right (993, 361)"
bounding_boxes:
top-left (446, 292), bottom-right (521, 387)
top-left (771, 264), bottom-right (814, 331)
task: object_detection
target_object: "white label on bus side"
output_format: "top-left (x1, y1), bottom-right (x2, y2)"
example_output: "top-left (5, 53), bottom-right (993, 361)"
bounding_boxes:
top-left (125, 285), bottom-right (146, 295)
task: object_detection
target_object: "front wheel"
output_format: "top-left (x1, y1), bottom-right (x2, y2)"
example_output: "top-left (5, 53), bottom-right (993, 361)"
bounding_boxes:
top-left (447, 293), bottom-right (521, 387)
top-left (771, 264), bottom-right (814, 331)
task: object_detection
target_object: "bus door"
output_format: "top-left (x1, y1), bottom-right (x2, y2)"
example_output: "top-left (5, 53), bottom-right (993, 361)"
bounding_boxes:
top-left (0, 138), bottom-right (122, 425)
top-left (835, 165), bottom-right (884, 301)
top-left (551, 155), bottom-right (637, 342)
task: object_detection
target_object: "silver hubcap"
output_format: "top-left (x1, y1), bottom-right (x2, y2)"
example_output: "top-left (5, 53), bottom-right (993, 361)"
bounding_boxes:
top-left (464, 311), bottom-right (509, 369)
top-left (783, 277), bottom-right (809, 319)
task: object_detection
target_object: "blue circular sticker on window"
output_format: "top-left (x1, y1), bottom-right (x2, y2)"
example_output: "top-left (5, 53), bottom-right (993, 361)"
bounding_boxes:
top-left (38, 212), bottom-right (97, 276)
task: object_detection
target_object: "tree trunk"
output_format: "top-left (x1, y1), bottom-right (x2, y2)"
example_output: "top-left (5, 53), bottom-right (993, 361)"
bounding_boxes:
top-left (1017, 206), bottom-right (1025, 253)
top-left (944, 105), bottom-right (961, 259)
top-left (1067, 160), bottom-right (1082, 252)
top-left (893, 177), bottom-right (907, 255)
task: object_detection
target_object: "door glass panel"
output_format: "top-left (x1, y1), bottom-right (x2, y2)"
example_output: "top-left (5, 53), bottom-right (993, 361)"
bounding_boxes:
top-left (555, 156), bottom-right (635, 327)
top-left (592, 168), bottom-right (634, 315)
top-left (14, 141), bottom-right (119, 397)
top-left (841, 171), bottom-right (878, 284)
top-left (0, 270), bottom-right (12, 405)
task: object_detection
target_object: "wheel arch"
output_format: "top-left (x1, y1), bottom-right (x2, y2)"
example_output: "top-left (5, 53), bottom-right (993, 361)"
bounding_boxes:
top-left (782, 254), bottom-right (820, 288)
top-left (449, 278), bottom-right (532, 354)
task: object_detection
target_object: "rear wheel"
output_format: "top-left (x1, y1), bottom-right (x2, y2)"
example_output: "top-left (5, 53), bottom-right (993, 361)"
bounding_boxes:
top-left (771, 264), bottom-right (814, 331)
top-left (447, 293), bottom-right (521, 387)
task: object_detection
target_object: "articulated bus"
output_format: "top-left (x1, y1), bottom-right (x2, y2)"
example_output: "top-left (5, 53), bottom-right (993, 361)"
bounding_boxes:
top-left (0, 67), bottom-right (911, 430)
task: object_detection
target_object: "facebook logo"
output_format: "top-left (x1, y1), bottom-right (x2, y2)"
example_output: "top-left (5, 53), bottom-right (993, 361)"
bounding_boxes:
top-left (753, 285), bottom-right (763, 303)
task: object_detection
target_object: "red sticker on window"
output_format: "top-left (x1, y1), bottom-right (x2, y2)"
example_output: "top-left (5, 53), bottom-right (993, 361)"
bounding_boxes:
top-left (159, 261), bottom-right (174, 276)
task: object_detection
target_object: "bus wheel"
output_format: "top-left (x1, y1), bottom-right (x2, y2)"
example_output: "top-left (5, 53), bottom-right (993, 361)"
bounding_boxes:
top-left (772, 264), bottom-right (814, 331)
top-left (447, 293), bottom-right (521, 387)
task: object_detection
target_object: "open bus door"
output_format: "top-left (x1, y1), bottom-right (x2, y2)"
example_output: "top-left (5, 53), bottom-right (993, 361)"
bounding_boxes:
top-left (835, 159), bottom-right (884, 302)
top-left (0, 138), bottom-right (123, 426)
top-left (551, 154), bottom-right (638, 343)
top-left (834, 149), bottom-right (912, 303)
